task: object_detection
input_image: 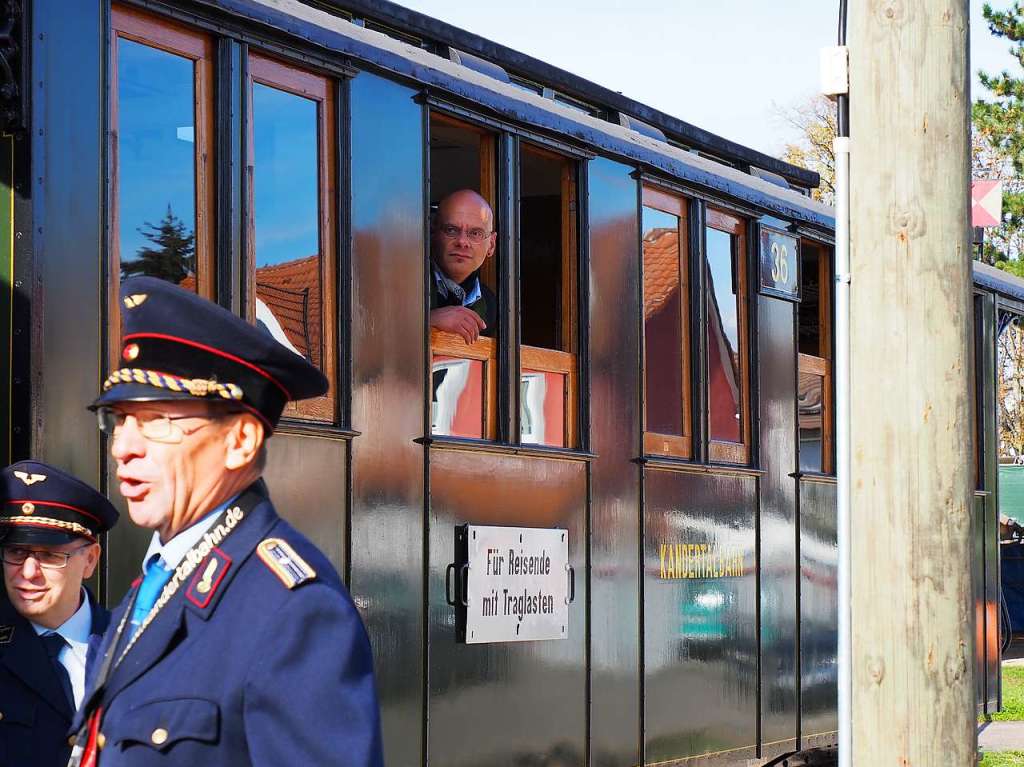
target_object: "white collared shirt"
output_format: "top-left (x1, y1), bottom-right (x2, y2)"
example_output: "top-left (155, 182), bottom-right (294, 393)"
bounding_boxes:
top-left (141, 497), bottom-right (236, 572)
top-left (31, 588), bottom-right (91, 709)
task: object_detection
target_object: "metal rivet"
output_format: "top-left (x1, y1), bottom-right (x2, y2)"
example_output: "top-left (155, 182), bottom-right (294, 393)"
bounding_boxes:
top-left (151, 728), bottom-right (168, 745)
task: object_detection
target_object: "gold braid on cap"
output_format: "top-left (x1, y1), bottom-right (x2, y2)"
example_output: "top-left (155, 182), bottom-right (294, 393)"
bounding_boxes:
top-left (102, 368), bottom-right (244, 401)
top-left (1, 516), bottom-right (97, 542)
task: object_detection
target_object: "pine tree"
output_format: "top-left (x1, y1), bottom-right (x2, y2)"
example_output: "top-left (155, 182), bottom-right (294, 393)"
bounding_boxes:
top-left (974, 3), bottom-right (1024, 266)
top-left (122, 205), bottom-right (195, 283)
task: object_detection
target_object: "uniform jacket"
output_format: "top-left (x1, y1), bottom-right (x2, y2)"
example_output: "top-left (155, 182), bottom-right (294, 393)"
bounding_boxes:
top-left (73, 485), bottom-right (383, 766)
top-left (0, 588), bottom-right (110, 767)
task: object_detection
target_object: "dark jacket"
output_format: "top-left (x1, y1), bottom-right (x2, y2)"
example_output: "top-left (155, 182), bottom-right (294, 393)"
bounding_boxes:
top-left (0, 588), bottom-right (110, 767)
top-left (429, 268), bottom-right (497, 337)
top-left (72, 485), bottom-right (383, 767)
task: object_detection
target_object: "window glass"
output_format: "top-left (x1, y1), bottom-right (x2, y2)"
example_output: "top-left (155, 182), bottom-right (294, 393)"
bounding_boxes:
top-left (117, 39), bottom-right (197, 287)
top-left (799, 369), bottom-right (825, 472)
top-left (705, 226), bottom-right (743, 445)
top-left (798, 241), bottom-right (833, 473)
top-left (799, 243), bottom-right (822, 357)
top-left (643, 205), bottom-right (685, 437)
top-left (253, 83), bottom-right (322, 368)
top-left (432, 357), bottom-right (486, 438)
top-left (519, 146), bottom-right (570, 351)
top-left (518, 143), bottom-right (578, 447)
top-left (248, 54), bottom-right (335, 423)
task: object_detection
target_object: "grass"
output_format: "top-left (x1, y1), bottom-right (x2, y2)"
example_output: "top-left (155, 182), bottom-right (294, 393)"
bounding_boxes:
top-left (990, 667), bottom-right (1024, 722)
top-left (981, 667), bottom-right (1024, 765)
top-left (980, 752), bottom-right (1024, 766)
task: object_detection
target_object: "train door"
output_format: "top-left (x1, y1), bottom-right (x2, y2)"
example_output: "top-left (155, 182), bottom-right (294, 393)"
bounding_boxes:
top-left (795, 238), bottom-right (839, 747)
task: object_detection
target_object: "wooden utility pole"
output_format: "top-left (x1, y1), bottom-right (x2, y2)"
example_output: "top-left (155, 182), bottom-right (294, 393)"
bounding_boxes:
top-left (848, 2), bottom-right (975, 765)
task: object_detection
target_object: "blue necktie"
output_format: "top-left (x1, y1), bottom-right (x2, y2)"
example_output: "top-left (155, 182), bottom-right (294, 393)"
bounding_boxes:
top-left (41, 632), bottom-right (74, 709)
top-left (129, 556), bottom-right (172, 639)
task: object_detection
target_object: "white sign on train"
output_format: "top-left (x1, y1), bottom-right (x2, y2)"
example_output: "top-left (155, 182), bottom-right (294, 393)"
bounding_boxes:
top-left (464, 525), bottom-right (570, 644)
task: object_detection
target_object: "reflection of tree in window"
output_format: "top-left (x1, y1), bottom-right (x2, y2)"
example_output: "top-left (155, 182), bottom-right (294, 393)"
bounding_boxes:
top-left (122, 206), bottom-right (195, 284)
top-left (253, 83), bottom-right (321, 367)
top-left (705, 228), bottom-right (742, 443)
top-left (116, 38), bottom-right (198, 287)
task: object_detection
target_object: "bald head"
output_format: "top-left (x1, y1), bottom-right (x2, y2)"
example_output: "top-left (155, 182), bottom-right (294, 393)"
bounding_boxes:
top-left (436, 189), bottom-right (494, 230)
top-left (431, 189), bottom-right (496, 284)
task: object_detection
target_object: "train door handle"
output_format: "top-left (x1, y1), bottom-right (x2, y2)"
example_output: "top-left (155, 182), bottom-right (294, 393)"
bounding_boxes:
top-left (445, 563), bottom-right (470, 607)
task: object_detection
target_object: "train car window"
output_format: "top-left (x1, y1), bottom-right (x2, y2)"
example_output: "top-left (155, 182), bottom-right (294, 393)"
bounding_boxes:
top-left (247, 53), bottom-right (336, 423)
top-left (518, 143), bottom-right (578, 448)
top-left (641, 186), bottom-right (691, 458)
top-left (428, 113), bottom-right (499, 440)
top-left (798, 241), bottom-right (833, 473)
top-left (705, 209), bottom-right (750, 464)
top-left (110, 6), bottom-right (215, 346)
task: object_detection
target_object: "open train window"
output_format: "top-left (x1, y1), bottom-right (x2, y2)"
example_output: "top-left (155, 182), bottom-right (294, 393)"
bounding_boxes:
top-left (705, 209), bottom-right (750, 464)
top-left (246, 53), bottom-right (336, 423)
top-left (641, 186), bottom-right (691, 458)
top-left (798, 240), bottom-right (833, 473)
top-left (518, 143), bottom-right (578, 448)
top-left (110, 6), bottom-right (214, 356)
top-left (428, 113), bottom-right (499, 440)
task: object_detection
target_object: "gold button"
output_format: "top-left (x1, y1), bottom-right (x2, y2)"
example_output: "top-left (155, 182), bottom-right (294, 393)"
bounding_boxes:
top-left (0, 711), bottom-right (5, 721)
top-left (68, 735), bottom-right (76, 746)
top-left (151, 728), bottom-right (168, 746)
top-left (97, 733), bottom-right (106, 750)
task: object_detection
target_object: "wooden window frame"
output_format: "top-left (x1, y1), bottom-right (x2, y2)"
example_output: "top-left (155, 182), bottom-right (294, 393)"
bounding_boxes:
top-left (427, 111), bottom-right (500, 441)
top-left (109, 5), bottom-right (215, 365)
top-left (245, 52), bottom-right (337, 423)
top-left (431, 330), bottom-right (499, 440)
top-left (798, 240), bottom-right (834, 474)
top-left (641, 185), bottom-right (692, 459)
top-left (705, 208), bottom-right (750, 465)
top-left (519, 141), bottom-right (579, 448)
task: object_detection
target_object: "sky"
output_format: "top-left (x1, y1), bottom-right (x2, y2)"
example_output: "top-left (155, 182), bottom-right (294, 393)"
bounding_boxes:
top-left (392, 0), bottom-right (1019, 157)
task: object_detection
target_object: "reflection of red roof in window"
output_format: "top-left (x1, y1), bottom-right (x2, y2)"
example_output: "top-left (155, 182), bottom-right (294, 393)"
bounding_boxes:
top-left (643, 228), bottom-right (680, 319)
top-left (255, 255), bottom-right (322, 366)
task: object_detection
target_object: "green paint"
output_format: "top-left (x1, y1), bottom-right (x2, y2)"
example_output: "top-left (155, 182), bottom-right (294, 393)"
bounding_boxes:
top-left (1001, 466), bottom-right (1024, 526)
top-left (0, 136), bottom-right (11, 467)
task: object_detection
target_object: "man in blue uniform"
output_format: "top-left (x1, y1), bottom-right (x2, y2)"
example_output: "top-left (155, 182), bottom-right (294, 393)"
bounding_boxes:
top-left (0, 460), bottom-right (119, 767)
top-left (71, 276), bottom-right (383, 766)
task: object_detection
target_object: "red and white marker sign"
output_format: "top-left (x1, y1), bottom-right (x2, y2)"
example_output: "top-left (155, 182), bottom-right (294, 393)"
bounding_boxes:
top-left (972, 180), bottom-right (1003, 227)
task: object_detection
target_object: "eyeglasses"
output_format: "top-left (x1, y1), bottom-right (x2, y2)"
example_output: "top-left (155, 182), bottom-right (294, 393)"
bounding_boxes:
top-left (437, 224), bottom-right (493, 244)
top-left (96, 406), bottom-right (229, 443)
top-left (2, 544), bottom-right (93, 570)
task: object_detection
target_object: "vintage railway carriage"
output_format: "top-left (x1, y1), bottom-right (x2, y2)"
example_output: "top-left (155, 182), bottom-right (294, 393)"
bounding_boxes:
top-left (0, 0), bottom-right (1003, 764)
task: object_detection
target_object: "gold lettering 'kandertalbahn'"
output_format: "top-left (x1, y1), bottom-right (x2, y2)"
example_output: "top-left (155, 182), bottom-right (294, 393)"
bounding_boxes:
top-left (658, 542), bottom-right (745, 580)
top-left (67, 502), bottom-right (249, 767)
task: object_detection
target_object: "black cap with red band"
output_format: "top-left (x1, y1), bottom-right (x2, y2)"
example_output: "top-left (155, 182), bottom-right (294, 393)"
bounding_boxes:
top-left (91, 276), bottom-right (329, 429)
top-left (0, 460), bottom-right (119, 546)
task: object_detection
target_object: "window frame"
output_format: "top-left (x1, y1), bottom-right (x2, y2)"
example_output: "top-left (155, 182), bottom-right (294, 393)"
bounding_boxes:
top-left (704, 207), bottom-right (751, 465)
top-left (245, 51), bottom-right (338, 424)
top-left (797, 238), bottom-right (834, 475)
top-left (517, 140), bottom-right (580, 449)
top-left (640, 184), bottom-right (692, 459)
top-left (426, 110), bottom-right (501, 441)
top-left (108, 5), bottom-right (215, 364)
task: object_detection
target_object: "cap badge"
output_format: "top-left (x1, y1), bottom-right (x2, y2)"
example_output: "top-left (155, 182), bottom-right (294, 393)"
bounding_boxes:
top-left (123, 294), bottom-right (148, 309)
top-left (123, 343), bottom-right (140, 362)
top-left (13, 471), bottom-right (46, 486)
top-left (21, 502), bottom-right (34, 515)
